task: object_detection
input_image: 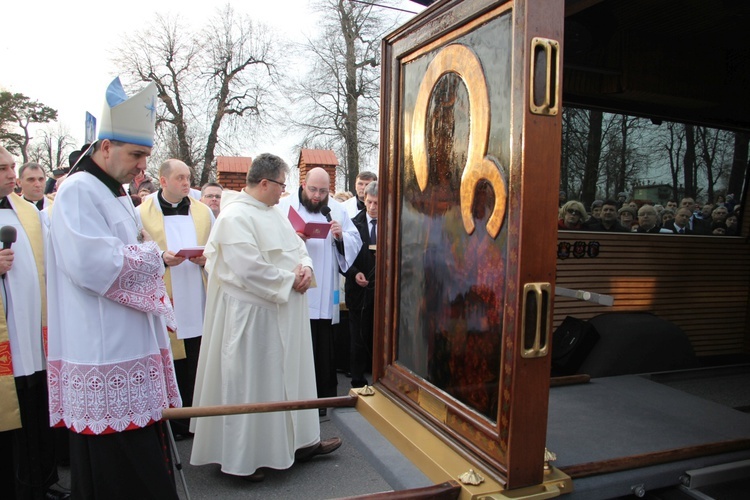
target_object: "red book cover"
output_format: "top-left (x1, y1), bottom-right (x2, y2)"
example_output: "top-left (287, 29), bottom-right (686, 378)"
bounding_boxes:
top-left (175, 247), bottom-right (205, 258)
top-left (288, 207), bottom-right (331, 239)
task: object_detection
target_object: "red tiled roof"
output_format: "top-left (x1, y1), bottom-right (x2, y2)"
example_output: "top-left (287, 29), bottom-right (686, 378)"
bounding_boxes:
top-left (299, 149), bottom-right (338, 167)
top-left (216, 156), bottom-right (252, 173)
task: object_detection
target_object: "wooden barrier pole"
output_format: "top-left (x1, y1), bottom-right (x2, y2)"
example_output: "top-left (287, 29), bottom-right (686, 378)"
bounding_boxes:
top-left (560, 439), bottom-right (750, 479)
top-left (550, 374), bottom-right (591, 387)
top-left (161, 394), bottom-right (358, 420)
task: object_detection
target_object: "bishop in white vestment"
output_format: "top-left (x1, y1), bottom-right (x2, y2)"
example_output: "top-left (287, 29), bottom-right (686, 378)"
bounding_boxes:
top-left (46, 77), bottom-right (180, 499)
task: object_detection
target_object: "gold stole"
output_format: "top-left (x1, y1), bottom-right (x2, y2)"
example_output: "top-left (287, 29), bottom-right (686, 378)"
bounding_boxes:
top-left (139, 196), bottom-right (211, 360)
top-left (0, 193), bottom-right (46, 431)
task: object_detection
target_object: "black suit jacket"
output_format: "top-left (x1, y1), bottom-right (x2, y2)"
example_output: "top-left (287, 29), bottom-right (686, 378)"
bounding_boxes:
top-left (344, 210), bottom-right (376, 309)
top-left (690, 216), bottom-right (711, 235)
top-left (662, 220), bottom-right (692, 234)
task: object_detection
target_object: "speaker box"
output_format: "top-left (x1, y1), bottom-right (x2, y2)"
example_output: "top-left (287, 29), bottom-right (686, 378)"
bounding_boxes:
top-left (551, 316), bottom-right (600, 377)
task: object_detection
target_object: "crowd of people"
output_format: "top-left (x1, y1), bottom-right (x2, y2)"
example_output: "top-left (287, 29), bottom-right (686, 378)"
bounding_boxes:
top-left (0, 77), bottom-right (380, 499)
top-left (558, 194), bottom-right (741, 236)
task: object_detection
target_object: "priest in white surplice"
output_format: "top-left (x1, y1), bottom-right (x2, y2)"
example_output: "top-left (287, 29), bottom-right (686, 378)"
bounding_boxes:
top-left (278, 167), bottom-right (361, 406)
top-left (191, 154), bottom-right (342, 481)
top-left (46, 78), bottom-right (181, 499)
top-left (0, 147), bottom-right (62, 499)
top-left (139, 159), bottom-right (213, 439)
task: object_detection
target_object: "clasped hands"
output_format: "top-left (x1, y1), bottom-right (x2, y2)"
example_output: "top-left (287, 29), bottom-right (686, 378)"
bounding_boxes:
top-left (293, 264), bottom-right (313, 293)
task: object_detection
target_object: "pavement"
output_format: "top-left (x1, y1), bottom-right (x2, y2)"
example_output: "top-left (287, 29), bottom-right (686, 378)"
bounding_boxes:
top-left (55, 372), bottom-right (399, 499)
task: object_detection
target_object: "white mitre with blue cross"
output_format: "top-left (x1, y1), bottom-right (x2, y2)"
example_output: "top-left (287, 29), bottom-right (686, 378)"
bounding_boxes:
top-left (98, 77), bottom-right (158, 147)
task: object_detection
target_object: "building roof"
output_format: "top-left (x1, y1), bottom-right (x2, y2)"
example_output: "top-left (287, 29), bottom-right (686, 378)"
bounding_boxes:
top-left (216, 156), bottom-right (252, 173)
top-left (299, 149), bottom-right (338, 167)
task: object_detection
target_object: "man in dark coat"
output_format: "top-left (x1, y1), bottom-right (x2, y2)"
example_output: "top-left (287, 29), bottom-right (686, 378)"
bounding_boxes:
top-left (587, 199), bottom-right (628, 232)
top-left (662, 207), bottom-right (693, 234)
top-left (345, 181), bottom-right (378, 388)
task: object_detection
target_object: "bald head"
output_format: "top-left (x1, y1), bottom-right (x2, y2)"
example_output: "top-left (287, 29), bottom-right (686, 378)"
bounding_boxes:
top-left (159, 159), bottom-right (192, 203)
top-left (637, 204), bottom-right (658, 230)
top-left (0, 147), bottom-right (17, 198)
top-left (159, 159), bottom-right (189, 178)
top-left (306, 167), bottom-right (330, 185)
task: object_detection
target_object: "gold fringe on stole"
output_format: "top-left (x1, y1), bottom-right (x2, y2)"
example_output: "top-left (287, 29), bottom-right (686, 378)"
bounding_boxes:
top-left (0, 304), bottom-right (22, 431)
top-left (139, 196), bottom-right (212, 360)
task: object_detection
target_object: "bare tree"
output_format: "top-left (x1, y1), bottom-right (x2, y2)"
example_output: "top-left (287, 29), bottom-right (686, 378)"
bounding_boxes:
top-left (116, 14), bottom-right (201, 170)
top-left (560, 107), bottom-right (589, 199)
top-left (579, 110), bottom-right (604, 206)
top-left (728, 132), bottom-right (749, 198)
top-left (683, 124), bottom-right (697, 198)
top-left (114, 4), bottom-right (278, 186)
top-left (662, 122), bottom-right (685, 198)
top-left (696, 126), bottom-right (733, 202)
top-left (198, 4), bottom-right (277, 186)
top-left (288, 0), bottom-right (396, 191)
top-left (28, 124), bottom-right (76, 172)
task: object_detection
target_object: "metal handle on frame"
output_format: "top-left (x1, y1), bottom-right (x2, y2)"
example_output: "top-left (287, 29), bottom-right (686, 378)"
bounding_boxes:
top-left (529, 37), bottom-right (560, 116)
top-left (521, 282), bottom-right (552, 358)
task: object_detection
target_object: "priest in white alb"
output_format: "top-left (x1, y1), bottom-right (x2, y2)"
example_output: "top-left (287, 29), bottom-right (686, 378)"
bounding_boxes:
top-left (0, 146), bottom-right (64, 499)
top-left (139, 158), bottom-right (213, 439)
top-left (278, 167), bottom-right (361, 408)
top-left (191, 153), bottom-right (342, 482)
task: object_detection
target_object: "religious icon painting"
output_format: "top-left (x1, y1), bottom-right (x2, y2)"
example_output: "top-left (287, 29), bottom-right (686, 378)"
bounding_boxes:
top-left (375, 0), bottom-right (564, 489)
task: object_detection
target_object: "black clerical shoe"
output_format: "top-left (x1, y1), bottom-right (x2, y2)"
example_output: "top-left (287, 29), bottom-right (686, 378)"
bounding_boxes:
top-left (172, 431), bottom-right (194, 441)
top-left (242, 468), bottom-right (266, 482)
top-left (45, 489), bottom-right (71, 500)
top-left (351, 378), bottom-right (368, 388)
top-left (295, 437), bottom-right (342, 462)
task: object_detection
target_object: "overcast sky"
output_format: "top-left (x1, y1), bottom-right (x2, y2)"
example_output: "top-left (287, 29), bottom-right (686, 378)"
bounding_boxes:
top-left (1, 0), bottom-right (423, 176)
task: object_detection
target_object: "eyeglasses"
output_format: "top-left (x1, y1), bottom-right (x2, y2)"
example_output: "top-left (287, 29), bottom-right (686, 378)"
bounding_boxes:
top-left (306, 186), bottom-right (329, 196)
top-left (264, 178), bottom-right (286, 190)
top-left (203, 194), bottom-right (221, 199)
top-left (566, 209), bottom-right (582, 216)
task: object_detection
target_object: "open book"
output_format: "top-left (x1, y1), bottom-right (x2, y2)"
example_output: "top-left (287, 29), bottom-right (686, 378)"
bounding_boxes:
top-left (288, 207), bottom-right (331, 239)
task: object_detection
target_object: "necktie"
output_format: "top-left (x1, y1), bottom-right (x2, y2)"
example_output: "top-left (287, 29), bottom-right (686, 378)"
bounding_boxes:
top-left (679, 228), bottom-right (684, 234)
top-left (370, 219), bottom-right (377, 245)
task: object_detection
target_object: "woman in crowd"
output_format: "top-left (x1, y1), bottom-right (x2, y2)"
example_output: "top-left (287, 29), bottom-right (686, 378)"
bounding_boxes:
top-left (725, 212), bottom-right (740, 236)
top-left (558, 200), bottom-right (587, 230)
top-left (661, 208), bottom-right (675, 227)
top-left (618, 206), bottom-right (637, 231)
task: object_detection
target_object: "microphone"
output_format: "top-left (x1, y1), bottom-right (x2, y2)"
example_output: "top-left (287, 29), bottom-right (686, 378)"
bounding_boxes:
top-left (1, 226), bottom-right (17, 280)
top-left (321, 206), bottom-right (332, 222)
top-left (321, 205), bottom-right (344, 251)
